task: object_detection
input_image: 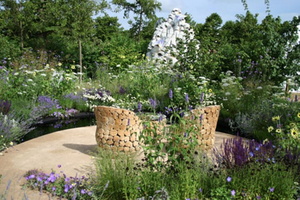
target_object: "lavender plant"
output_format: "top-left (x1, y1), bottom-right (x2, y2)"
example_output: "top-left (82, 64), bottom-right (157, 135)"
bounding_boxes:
top-left (213, 137), bottom-right (276, 169)
top-left (0, 111), bottom-right (34, 151)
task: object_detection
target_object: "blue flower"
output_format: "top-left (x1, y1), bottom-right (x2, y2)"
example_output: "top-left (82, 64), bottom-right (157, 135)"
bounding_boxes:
top-left (226, 176), bottom-right (232, 182)
top-left (231, 190), bottom-right (236, 196)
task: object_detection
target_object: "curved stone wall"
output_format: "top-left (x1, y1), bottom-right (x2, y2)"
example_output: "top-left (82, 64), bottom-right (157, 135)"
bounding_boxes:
top-left (185, 105), bottom-right (221, 150)
top-left (94, 105), bottom-right (220, 152)
top-left (94, 106), bottom-right (142, 152)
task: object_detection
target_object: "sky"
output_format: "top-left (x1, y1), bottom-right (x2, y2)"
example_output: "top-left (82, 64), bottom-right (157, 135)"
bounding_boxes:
top-left (103, 0), bottom-right (300, 29)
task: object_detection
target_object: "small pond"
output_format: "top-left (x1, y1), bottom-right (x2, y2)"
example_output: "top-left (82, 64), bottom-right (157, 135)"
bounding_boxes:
top-left (21, 112), bottom-right (96, 142)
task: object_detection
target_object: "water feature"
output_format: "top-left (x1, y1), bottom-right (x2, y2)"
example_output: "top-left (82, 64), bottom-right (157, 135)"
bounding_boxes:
top-left (21, 112), bottom-right (95, 142)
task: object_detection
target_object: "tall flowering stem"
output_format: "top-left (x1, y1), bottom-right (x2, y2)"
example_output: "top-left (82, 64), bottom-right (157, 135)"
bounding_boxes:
top-left (149, 98), bottom-right (157, 114)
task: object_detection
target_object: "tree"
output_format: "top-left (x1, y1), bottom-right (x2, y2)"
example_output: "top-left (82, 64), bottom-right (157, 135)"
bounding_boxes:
top-left (111, 0), bottom-right (161, 40)
top-left (94, 15), bottom-right (121, 41)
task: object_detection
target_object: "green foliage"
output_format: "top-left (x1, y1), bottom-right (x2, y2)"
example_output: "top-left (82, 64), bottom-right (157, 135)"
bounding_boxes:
top-left (0, 34), bottom-right (21, 60)
top-left (97, 32), bottom-right (143, 71)
top-left (0, 59), bottom-right (78, 101)
top-left (112, 0), bottom-right (161, 40)
top-left (269, 111), bottom-right (300, 157)
top-left (91, 148), bottom-right (139, 199)
top-left (139, 110), bottom-right (202, 172)
top-left (94, 15), bottom-right (121, 41)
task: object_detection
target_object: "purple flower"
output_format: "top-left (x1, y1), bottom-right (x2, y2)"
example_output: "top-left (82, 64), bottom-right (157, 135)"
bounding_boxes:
top-left (48, 173), bottom-right (56, 182)
top-left (169, 89), bottom-right (173, 99)
top-left (226, 176), bottom-right (232, 182)
top-left (37, 176), bottom-right (43, 182)
top-left (58, 164), bottom-right (62, 168)
top-left (269, 187), bottom-right (274, 192)
top-left (53, 123), bottom-right (63, 129)
top-left (158, 114), bottom-right (163, 122)
top-left (119, 86), bottom-right (127, 94)
top-left (231, 190), bottom-right (236, 196)
top-left (185, 93), bottom-right (189, 103)
top-left (28, 174), bottom-right (35, 179)
top-left (137, 102), bottom-right (142, 113)
top-left (149, 98), bottom-right (157, 110)
top-left (64, 184), bottom-right (70, 193)
top-left (81, 189), bottom-right (86, 194)
top-left (52, 187), bottom-right (56, 191)
top-left (249, 152), bottom-right (254, 157)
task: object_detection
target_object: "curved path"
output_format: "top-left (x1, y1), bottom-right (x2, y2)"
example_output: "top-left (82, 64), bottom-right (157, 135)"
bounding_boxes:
top-left (0, 126), bottom-right (237, 199)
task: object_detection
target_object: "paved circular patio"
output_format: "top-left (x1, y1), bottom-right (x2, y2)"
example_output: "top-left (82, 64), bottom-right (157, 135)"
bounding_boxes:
top-left (0, 126), bottom-right (237, 199)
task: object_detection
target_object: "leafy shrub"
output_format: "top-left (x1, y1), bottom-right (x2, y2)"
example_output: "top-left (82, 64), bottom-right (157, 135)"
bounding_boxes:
top-left (268, 112), bottom-right (300, 167)
top-left (0, 112), bottom-right (34, 151)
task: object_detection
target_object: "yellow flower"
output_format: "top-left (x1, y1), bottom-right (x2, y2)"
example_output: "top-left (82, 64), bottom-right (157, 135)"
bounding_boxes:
top-left (272, 116), bottom-right (280, 121)
top-left (9, 142), bottom-right (13, 146)
top-left (298, 112), bottom-right (300, 118)
top-left (290, 123), bottom-right (296, 128)
top-left (291, 128), bottom-right (298, 139)
top-left (276, 129), bottom-right (282, 133)
top-left (58, 62), bottom-right (62, 66)
top-left (0, 135), bottom-right (3, 138)
top-left (208, 89), bottom-right (213, 93)
top-left (71, 65), bottom-right (76, 70)
top-left (268, 126), bottom-right (274, 133)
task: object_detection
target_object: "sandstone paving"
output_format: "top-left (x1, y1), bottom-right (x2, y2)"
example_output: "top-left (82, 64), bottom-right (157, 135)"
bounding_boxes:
top-left (0, 125), bottom-right (237, 199)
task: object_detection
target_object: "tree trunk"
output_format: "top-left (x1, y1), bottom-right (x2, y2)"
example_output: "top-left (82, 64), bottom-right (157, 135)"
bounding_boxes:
top-left (20, 21), bottom-right (24, 49)
top-left (79, 39), bottom-right (83, 84)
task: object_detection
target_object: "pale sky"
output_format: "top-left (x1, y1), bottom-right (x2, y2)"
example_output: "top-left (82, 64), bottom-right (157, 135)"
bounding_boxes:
top-left (103, 0), bottom-right (300, 29)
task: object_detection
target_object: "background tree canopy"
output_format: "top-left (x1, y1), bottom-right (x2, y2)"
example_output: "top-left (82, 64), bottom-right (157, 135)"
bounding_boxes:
top-left (0, 0), bottom-right (299, 86)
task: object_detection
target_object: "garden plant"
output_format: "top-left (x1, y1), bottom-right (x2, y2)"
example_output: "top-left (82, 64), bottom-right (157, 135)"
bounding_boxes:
top-left (0, 0), bottom-right (300, 199)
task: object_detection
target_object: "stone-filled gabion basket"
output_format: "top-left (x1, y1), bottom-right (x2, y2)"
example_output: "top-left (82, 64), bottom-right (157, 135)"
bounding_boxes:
top-left (94, 106), bottom-right (143, 152)
top-left (185, 105), bottom-right (221, 150)
top-left (94, 105), bottom-right (220, 152)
